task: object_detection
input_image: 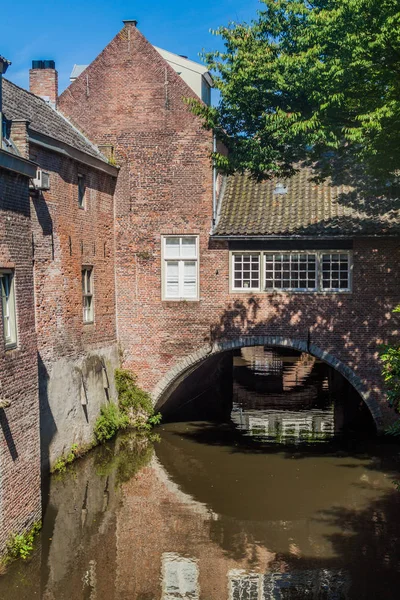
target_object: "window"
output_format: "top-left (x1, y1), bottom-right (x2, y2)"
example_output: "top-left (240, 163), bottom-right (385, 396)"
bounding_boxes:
top-left (265, 252), bottom-right (317, 291)
top-left (162, 236), bottom-right (198, 300)
top-left (1, 270), bottom-right (17, 348)
top-left (82, 267), bottom-right (94, 322)
top-left (233, 253), bottom-right (260, 290)
top-left (78, 174), bottom-right (86, 209)
top-left (230, 251), bottom-right (352, 293)
top-left (321, 253), bottom-right (350, 291)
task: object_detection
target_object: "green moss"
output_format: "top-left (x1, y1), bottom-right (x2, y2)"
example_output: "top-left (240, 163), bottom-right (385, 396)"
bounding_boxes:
top-left (1, 520), bottom-right (41, 566)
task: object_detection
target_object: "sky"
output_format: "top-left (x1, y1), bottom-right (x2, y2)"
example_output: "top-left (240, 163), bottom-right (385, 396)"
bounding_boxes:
top-left (3, 0), bottom-right (261, 94)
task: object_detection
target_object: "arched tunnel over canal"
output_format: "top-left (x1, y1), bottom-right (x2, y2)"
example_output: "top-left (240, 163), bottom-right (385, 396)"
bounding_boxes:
top-left (156, 343), bottom-right (376, 442)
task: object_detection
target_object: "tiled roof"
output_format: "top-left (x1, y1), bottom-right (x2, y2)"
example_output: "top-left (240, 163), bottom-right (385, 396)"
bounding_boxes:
top-left (214, 169), bottom-right (400, 237)
top-left (2, 78), bottom-right (107, 162)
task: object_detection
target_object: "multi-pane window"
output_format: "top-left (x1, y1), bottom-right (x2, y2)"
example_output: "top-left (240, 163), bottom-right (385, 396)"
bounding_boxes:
top-left (1, 270), bottom-right (17, 348)
top-left (163, 236), bottom-right (198, 300)
top-left (82, 267), bottom-right (94, 322)
top-left (231, 251), bottom-right (351, 292)
top-left (265, 253), bottom-right (317, 291)
top-left (233, 254), bottom-right (260, 290)
top-left (78, 174), bottom-right (86, 209)
top-left (322, 253), bottom-right (350, 291)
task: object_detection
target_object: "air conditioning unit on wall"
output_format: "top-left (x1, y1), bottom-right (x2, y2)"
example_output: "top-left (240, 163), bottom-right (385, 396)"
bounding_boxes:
top-left (30, 169), bottom-right (50, 191)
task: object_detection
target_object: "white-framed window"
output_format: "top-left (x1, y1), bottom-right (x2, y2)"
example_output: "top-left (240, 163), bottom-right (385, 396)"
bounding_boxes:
top-left (78, 174), bottom-right (86, 209)
top-left (232, 253), bottom-right (260, 290)
top-left (82, 267), bottom-right (94, 322)
top-left (162, 236), bottom-right (199, 300)
top-left (321, 252), bottom-right (351, 291)
top-left (265, 252), bottom-right (317, 291)
top-left (230, 250), bottom-right (352, 293)
top-left (1, 270), bottom-right (17, 348)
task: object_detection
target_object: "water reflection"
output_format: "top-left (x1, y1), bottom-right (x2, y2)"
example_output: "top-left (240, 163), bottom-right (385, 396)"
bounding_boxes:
top-left (232, 347), bottom-right (373, 442)
top-left (0, 414), bottom-right (399, 597)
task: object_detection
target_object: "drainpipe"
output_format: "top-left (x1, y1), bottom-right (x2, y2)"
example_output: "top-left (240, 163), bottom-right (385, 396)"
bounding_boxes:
top-left (212, 132), bottom-right (217, 227)
top-left (0, 56), bottom-right (11, 140)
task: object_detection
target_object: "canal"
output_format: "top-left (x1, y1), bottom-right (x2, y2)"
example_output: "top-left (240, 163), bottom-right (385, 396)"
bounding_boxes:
top-left (1, 347), bottom-right (400, 599)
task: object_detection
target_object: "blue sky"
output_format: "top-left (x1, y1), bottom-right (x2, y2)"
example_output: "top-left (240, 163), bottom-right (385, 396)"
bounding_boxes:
top-left (3, 0), bottom-right (261, 93)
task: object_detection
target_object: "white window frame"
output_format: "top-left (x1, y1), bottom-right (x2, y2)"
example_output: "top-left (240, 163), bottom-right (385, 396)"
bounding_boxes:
top-left (161, 236), bottom-right (199, 301)
top-left (230, 252), bottom-right (261, 292)
top-left (0, 269), bottom-right (17, 349)
top-left (229, 250), bottom-right (352, 293)
top-left (82, 266), bottom-right (94, 323)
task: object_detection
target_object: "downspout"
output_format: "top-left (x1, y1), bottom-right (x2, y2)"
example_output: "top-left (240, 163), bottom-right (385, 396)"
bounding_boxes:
top-left (212, 132), bottom-right (217, 227)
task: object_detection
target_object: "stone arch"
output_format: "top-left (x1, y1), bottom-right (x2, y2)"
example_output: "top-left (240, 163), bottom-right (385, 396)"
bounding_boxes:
top-left (152, 335), bottom-right (383, 432)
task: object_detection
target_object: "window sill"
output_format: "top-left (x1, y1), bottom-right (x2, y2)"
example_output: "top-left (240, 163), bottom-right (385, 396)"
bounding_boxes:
top-left (162, 298), bottom-right (200, 303)
top-left (4, 342), bottom-right (18, 352)
top-left (229, 290), bottom-right (352, 295)
top-left (83, 321), bottom-right (95, 325)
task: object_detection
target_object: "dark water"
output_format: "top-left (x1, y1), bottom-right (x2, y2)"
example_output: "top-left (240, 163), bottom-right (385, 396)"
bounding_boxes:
top-left (1, 349), bottom-right (400, 599)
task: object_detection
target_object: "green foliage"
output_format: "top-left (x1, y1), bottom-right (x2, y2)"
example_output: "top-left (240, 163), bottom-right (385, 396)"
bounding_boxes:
top-left (195, 0), bottom-right (400, 186)
top-left (115, 368), bottom-right (153, 415)
top-left (380, 303), bottom-right (400, 435)
top-left (115, 369), bottom-right (162, 430)
top-left (51, 442), bottom-right (95, 473)
top-left (4, 521), bottom-right (41, 563)
top-left (93, 370), bottom-right (161, 444)
top-left (93, 402), bottom-right (129, 443)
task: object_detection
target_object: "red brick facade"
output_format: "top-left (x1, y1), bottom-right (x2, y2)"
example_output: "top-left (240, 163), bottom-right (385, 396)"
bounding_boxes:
top-left (27, 141), bottom-right (119, 469)
top-left (58, 22), bottom-right (400, 431)
top-left (0, 166), bottom-right (41, 552)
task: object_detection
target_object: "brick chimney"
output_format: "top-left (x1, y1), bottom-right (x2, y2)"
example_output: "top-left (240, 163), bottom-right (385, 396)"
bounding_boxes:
top-left (29, 60), bottom-right (58, 108)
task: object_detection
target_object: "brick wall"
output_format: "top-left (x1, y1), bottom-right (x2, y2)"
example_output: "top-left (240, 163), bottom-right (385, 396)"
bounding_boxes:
top-left (0, 167), bottom-right (41, 553)
top-left (28, 142), bottom-right (119, 469)
top-left (59, 23), bottom-right (400, 429)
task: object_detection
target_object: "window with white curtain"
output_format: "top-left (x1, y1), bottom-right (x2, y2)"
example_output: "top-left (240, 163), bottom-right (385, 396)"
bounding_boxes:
top-left (162, 236), bottom-right (199, 300)
top-left (1, 270), bottom-right (17, 348)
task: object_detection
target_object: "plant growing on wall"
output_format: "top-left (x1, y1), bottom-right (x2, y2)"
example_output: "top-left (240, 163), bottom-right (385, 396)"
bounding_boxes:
top-left (93, 369), bottom-right (161, 443)
top-left (380, 305), bottom-right (400, 436)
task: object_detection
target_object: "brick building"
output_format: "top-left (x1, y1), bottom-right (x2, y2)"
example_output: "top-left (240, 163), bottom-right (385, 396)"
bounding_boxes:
top-left (0, 56), bottom-right (41, 553)
top-left (59, 20), bottom-right (400, 432)
top-left (0, 17), bottom-right (400, 557)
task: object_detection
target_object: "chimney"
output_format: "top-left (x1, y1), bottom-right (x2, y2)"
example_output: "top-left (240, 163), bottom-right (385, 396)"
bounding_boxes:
top-left (29, 60), bottom-right (58, 108)
top-left (122, 19), bottom-right (138, 27)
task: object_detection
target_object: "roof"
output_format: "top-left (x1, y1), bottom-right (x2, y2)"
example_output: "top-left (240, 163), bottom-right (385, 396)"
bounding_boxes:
top-left (2, 78), bottom-right (108, 163)
top-left (70, 64), bottom-right (87, 80)
top-left (153, 47), bottom-right (209, 75)
top-left (214, 169), bottom-right (400, 237)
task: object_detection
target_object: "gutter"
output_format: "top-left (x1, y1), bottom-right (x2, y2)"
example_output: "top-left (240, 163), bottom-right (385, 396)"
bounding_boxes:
top-left (210, 234), bottom-right (400, 240)
top-left (0, 147), bottom-right (37, 178)
top-left (29, 131), bottom-right (119, 177)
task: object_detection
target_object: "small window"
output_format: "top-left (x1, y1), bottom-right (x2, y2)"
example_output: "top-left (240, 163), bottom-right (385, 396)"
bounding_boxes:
top-left (321, 253), bottom-right (351, 291)
top-left (78, 174), bottom-right (86, 209)
top-left (233, 253), bottom-right (260, 290)
top-left (162, 236), bottom-right (199, 300)
top-left (1, 270), bottom-right (17, 348)
top-left (82, 267), bottom-right (94, 322)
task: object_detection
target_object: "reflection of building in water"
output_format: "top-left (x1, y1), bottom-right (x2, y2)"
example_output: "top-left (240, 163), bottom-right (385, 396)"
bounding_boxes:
top-left (162, 554), bottom-right (199, 600)
top-left (237, 346), bottom-right (317, 391)
top-left (231, 405), bottom-right (335, 443)
top-left (229, 569), bottom-right (350, 599)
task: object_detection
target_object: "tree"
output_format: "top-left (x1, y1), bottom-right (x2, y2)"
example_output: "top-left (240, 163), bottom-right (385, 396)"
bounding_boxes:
top-left (192, 0), bottom-right (400, 185)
